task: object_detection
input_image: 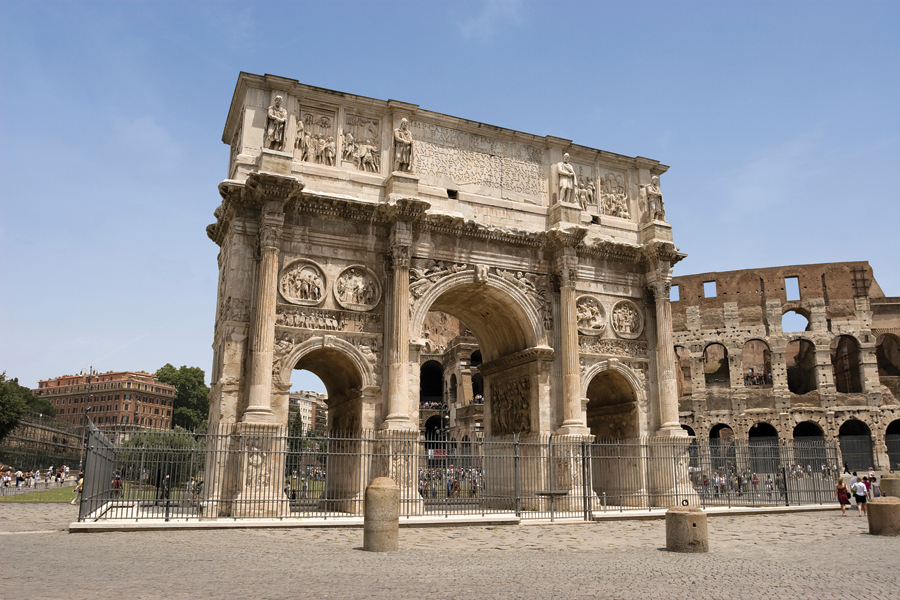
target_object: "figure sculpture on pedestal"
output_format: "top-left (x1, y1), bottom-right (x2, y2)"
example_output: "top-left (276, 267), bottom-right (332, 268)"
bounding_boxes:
top-left (556, 153), bottom-right (577, 204)
top-left (641, 175), bottom-right (665, 221)
top-left (393, 118), bottom-right (414, 172)
top-left (265, 95), bottom-right (287, 151)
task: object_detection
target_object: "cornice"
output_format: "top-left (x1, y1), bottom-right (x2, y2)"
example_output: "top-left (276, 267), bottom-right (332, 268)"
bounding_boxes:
top-left (479, 346), bottom-right (555, 377)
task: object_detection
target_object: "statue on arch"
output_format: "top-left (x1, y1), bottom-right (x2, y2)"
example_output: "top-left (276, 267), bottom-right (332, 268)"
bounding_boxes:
top-left (641, 175), bottom-right (665, 221)
top-left (393, 118), bottom-right (414, 172)
top-left (556, 153), bottom-right (577, 204)
top-left (265, 95), bottom-right (288, 151)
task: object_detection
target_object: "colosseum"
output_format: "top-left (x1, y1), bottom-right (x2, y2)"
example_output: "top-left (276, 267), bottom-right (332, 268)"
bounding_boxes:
top-left (667, 261), bottom-right (900, 471)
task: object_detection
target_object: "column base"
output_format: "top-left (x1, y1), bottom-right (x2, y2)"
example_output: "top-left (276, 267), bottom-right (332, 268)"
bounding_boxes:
top-left (380, 414), bottom-right (418, 431)
top-left (655, 425), bottom-right (688, 438)
top-left (241, 406), bottom-right (277, 424)
top-left (556, 422), bottom-right (591, 436)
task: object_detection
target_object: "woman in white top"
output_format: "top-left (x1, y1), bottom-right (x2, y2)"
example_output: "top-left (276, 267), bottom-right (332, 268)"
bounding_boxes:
top-left (853, 477), bottom-right (870, 516)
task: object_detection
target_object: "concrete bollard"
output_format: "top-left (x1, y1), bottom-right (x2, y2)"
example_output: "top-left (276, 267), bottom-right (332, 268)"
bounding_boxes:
top-left (880, 473), bottom-right (900, 498)
top-left (363, 477), bottom-right (400, 552)
top-left (866, 496), bottom-right (900, 536)
top-left (666, 506), bottom-right (709, 553)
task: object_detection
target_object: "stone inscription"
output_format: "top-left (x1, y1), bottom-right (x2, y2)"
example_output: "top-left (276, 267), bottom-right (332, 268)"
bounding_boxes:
top-left (410, 121), bottom-right (544, 197)
top-left (491, 378), bottom-right (531, 435)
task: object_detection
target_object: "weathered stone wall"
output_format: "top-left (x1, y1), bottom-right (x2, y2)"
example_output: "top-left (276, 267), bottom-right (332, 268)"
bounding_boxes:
top-left (671, 262), bottom-right (900, 470)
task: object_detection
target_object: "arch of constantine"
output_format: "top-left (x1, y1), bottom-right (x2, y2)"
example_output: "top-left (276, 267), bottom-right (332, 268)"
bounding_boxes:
top-left (204, 72), bottom-right (688, 516)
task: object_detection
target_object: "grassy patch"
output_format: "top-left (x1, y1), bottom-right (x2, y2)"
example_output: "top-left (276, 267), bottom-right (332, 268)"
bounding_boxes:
top-left (0, 486), bottom-right (78, 503)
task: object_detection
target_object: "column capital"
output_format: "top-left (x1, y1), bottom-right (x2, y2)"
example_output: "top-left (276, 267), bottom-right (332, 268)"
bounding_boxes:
top-left (387, 242), bottom-right (410, 269)
top-left (646, 267), bottom-right (673, 299)
top-left (554, 254), bottom-right (579, 288)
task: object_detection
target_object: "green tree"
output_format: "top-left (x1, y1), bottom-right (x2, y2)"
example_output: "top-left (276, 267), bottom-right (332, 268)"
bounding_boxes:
top-left (0, 372), bottom-right (29, 442)
top-left (155, 364), bottom-right (210, 431)
top-left (0, 373), bottom-right (53, 442)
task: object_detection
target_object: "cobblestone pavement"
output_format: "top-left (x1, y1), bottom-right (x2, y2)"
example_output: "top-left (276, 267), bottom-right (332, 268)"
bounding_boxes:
top-left (1, 504), bottom-right (898, 599)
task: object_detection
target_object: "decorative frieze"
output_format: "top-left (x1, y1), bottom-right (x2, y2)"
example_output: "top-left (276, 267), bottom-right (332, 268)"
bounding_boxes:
top-left (275, 305), bottom-right (379, 332)
top-left (297, 106), bottom-right (337, 166)
top-left (342, 114), bottom-right (381, 172)
top-left (409, 259), bottom-right (469, 299)
top-left (579, 337), bottom-right (649, 359)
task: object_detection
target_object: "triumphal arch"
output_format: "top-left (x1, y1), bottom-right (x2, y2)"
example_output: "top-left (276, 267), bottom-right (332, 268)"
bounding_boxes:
top-left (204, 72), bottom-right (687, 516)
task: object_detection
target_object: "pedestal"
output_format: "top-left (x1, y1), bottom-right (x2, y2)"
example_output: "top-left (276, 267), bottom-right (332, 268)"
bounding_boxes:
top-left (232, 423), bottom-right (289, 518)
top-left (373, 430), bottom-right (423, 516)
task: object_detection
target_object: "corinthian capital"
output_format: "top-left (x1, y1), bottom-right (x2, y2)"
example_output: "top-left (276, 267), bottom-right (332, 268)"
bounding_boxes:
top-left (259, 224), bottom-right (281, 250)
top-left (554, 255), bottom-right (579, 288)
top-left (388, 243), bottom-right (410, 269)
top-left (645, 269), bottom-right (672, 300)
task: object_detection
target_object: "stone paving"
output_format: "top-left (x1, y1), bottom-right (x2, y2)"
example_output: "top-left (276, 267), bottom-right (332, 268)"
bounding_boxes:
top-left (1, 503), bottom-right (898, 599)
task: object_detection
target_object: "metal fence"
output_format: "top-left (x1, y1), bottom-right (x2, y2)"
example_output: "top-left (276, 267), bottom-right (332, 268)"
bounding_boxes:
top-left (76, 425), bottom-right (841, 523)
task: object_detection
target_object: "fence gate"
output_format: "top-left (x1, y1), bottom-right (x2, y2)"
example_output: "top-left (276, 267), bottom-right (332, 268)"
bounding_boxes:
top-left (78, 422), bottom-right (116, 521)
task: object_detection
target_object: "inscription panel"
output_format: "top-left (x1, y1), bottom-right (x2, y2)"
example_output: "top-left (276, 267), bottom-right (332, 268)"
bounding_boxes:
top-left (410, 121), bottom-right (545, 199)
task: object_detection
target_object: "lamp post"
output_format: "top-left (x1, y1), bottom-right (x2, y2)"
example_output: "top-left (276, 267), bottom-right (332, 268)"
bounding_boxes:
top-left (78, 406), bottom-right (92, 472)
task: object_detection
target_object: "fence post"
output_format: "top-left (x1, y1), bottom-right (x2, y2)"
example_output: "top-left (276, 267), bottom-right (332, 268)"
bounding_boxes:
top-left (782, 464), bottom-right (789, 507)
top-left (672, 439), bottom-right (679, 508)
top-left (514, 434), bottom-right (521, 517)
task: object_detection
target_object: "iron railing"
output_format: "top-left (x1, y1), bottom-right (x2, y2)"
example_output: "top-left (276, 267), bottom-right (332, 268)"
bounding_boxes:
top-left (75, 425), bottom-right (842, 522)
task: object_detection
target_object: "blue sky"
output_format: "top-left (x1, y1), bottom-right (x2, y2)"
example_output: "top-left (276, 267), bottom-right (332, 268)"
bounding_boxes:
top-left (1, 1), bottom-right (898, 393)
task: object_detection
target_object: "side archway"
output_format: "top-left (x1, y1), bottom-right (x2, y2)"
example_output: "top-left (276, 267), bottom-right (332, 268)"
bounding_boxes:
top-left (276, 336), bottom-right (377, 431)
top-left (886, 420), bottom-right (900, 470)
top-left (582, 361), bottom-right (644, 439)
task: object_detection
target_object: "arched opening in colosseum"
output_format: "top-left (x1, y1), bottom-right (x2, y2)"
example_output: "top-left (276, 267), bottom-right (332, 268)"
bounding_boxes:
top-left (838, 419), bottom-right (874, 471)
top-left (675, 346), bottom-right (692, 397)
top-left (742, 340), bottom-right (772, 387)
top-left (471, 373), bottom-right (484, 400)
top-left (876, 335), bottom-right (900, 403)
top-left (419, 360), bottom-right (444, 409)
top-left (703, 343), bottom-right (730, 388)
top-left (793, 421), bottom-right (828, 470)
top-left (886, 420), bottom-right (900, 470)
top-left (448, 373), bottom-right (458, 405)
top-left (748, 422), bottom-right (780, 474)
top-left (782, 309), bottom-right (810, 333)
top-left (831, 335), bottom-right (863, 394)
top-left (460, 434), bottom-right (474, 468)
top-left (786, 339), bottom-right (818, 395)
top-left (709, 423), bottom-right (735, 470)
top-left (424, 414), bottom-right (446, 468)
top-left (681, 424), bottom-right (699, 469)
top-left (585, 370), bottom-right (638, 439)
top-left (470, 350), bottom-right (483, 366)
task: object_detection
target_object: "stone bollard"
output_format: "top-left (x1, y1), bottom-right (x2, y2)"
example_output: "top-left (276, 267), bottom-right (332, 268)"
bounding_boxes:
top-left (666, 506), bottom-right (708, 553)
top-left (866, 496), bottom-right (900, 536)
top-left (363, 477), bottom-right (400, 552)
top-left (880, 473), bottom-right (900, 498)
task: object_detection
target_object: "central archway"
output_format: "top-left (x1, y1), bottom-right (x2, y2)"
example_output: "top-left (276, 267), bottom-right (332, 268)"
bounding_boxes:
top-left (410, 271), bottom-right (550, 438)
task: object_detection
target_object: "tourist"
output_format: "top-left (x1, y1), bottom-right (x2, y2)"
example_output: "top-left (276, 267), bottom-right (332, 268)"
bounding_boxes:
top-left (851, 476), bottom-right (869, 516)
top-left (835, 478), bottom-right (851, 515)
top-left (870, 476), bottom-right (881, 498)
top-left (70, 473), bottom-right (83, 505)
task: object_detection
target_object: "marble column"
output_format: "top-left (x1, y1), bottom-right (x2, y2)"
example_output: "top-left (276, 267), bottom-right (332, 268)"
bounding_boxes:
top-left (557, 255), bottom-right (588, 434)
top-left (648, 271), bottom-right (684, 436)
top-left (382, 232), bottom-right (415, 430)
top-left (243, 208), bottom-right (284, 424)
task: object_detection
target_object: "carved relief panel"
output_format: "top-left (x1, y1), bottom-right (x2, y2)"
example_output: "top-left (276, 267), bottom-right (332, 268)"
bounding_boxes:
top-left (334, 266), bottom-right (381, 311)
top-left (295, 106), bottom-right (337, 166)
top-left (490, 377), bottom-right (531, 435)
top-left (276, 305), bottom-right (380, 333)
top-left (342, 114), bottom-right (381, 173)
top-left (576, 295), bottom-right (606, 335)
top-left (409, 121), bottom-right (546, 200)
top-left (279, 260), bottom-right (326, 306)
top-left (611, 300), bottom-right (643, 339)
top-left (597, 168), bottom-right (631, 219)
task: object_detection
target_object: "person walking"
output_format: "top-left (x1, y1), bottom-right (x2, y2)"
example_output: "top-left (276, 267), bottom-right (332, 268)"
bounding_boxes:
top-left (70, 473), bottom-right (84, 505)
top-left (852, 476), bottom-right (869, 516)
top-left (870, 476), bottom-right (881, 498)
top-left (835, 478), bottom-right (851, 516)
